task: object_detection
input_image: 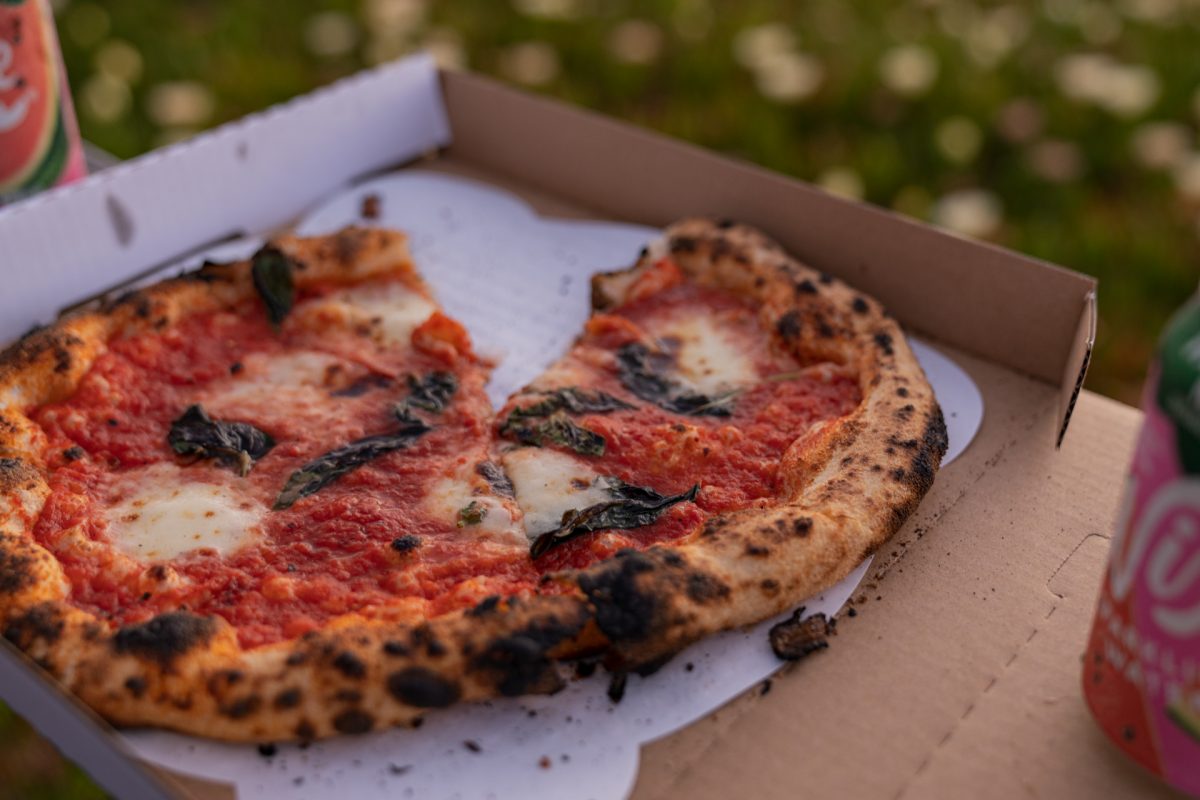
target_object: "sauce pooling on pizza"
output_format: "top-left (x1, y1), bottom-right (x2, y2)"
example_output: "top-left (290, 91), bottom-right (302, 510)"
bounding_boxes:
top-left (26, 246), bottom-right (859, 649)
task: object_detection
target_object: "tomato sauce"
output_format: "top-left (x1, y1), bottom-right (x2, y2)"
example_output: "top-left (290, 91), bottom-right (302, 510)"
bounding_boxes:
top-left (30, 277), bottom-right (860, 649)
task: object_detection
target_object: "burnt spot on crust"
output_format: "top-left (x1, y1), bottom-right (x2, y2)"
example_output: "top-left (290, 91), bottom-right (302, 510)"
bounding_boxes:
top-left (897, 387), bottom-right (910, 398)
top-left (745, 544), bottom-right (770, 557)
top-left (124, 676), bottom-right (147, 698)
top-left (701, 517), bottom-right (729, 538)
top-left (891, 467), bottom-right (907, 481)
top-left (467, 596), bottom-right (502, 617)
top-left (383, 640), bottom-right (410, 657)
top-left (221, 695), bottom-right (262, 720)
top-left (4, 604), bottom-right (64, 648)
top-left (333, 709), bottom-right (375, 735)
top-left (760, 579), bottom-right (781, 597)
top-left (274, 688), bottom-right (302, 709)
top-left (775, 311), bottom-right (802, 340)
top-left (716, 218), bottom-right (736, 229)
top-left (62, 446), bottom-right (85, 461)
top-left (662, 551), bottom-right (685, 568)
top-left (851, 297), bottom-right (870, 314)
top-left (112, 612), bottom-right (215, 666)
top-left (873, 332), bottom-right (895, 356)
top-left (687, 573), bottom-right (732, 604)
top-left (577, 551), bottom-right (658, 643)
top-left (285, 651), bottom-right (308, 667)
top-left (471, 615), bottom-right (585, 697)
top-left (769, 608), bottom-right (836, 661)
top-left (295, 720), bottom-right (316, 741)
top-left (818, 272), bottom-right (834, 285)
top-left (795, 279), bottom-right (818, 295)
top-left (669, 236), bottom-right (698, 255)
top-left (387, 667), bottom-right (461, 708)
top-left (793, 517), bottom-right (813, 536)
top-left (411, 624), bottom-right (447, 658)
top-left (332, 651), bottom-right (367, 679)
top-left (0, 547), bottom-right (34, 594)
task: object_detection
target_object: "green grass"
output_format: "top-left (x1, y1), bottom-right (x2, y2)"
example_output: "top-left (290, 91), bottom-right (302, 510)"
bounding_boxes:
top-left (6, 0), bottom-right (1200, 794)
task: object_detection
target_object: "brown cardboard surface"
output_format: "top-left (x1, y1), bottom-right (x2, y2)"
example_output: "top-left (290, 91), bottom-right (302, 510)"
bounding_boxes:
top-left (631, 389), bottom-right (1176, 800)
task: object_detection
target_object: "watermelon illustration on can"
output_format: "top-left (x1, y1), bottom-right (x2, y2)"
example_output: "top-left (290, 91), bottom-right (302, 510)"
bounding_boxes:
top-left (0, 0), bottom-right (86, 205)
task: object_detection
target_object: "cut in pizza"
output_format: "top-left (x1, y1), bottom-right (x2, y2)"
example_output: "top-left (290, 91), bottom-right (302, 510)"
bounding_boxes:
top-left (0, 220), bottom-right (946, 741)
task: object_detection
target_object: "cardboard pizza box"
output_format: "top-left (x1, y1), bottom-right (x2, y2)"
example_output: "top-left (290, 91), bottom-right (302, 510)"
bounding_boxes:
top-left (0, 54), bottom-right (1166, 798)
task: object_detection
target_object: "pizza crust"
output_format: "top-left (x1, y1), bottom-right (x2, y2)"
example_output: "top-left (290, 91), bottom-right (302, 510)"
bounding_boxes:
top-left (0, 221), bottom-right (945, 741)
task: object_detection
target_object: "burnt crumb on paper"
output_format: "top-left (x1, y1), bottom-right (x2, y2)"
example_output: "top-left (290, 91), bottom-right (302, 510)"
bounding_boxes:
top-left (759, 679), bottom-right (772, 696)
top-left (769, 607), bottom-right (837, 661)
top-left (388, 763), bottom-right (411, 776)
top-left (463, 739), bottom-right (482, 753)
top-left (607, 671), bottom-right (628, 704)
top-left (539, 755), bottom-right (552, 769)
top-left (361, 193), bottom-right (382, 220)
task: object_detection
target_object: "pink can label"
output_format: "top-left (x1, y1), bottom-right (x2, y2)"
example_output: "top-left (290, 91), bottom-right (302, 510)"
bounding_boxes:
top-left (1085, 364), bottom-right (1200, 793)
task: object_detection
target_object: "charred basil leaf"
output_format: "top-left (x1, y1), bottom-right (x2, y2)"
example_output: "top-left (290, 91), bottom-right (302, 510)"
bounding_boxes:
top-left (274, 421), bottom-right (427, 510)
top-left (506, 387), bottom-right (634, 421)
top-left (330, 374), bottom-right (392, 398)
top-left (476, 461), bottom-right (515, 498)
top-left (168, 405), bottom-right (274, 477)
top-left (530, 479), bottom-right (699, 558)
top-left (616, 342), bottom-right (735, 417)
top-left (501, 413), bottom-right (605, 457)
top-left (250, 245), bottom-right (297, 328)
top-left (456, 501), bottom-right (488, 528)
top-left (395, 371), bottom-right (459, 426)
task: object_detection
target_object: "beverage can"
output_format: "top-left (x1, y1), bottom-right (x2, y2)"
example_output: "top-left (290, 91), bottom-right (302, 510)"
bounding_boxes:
top-left (1084, 292), bottom-right (1200, 794)
top-left (0, 0), bottom-right (86, 205)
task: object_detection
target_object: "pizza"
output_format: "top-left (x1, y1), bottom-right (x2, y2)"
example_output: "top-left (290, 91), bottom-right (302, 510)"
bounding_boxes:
top-left (0, 219), bottom-right (946, 742)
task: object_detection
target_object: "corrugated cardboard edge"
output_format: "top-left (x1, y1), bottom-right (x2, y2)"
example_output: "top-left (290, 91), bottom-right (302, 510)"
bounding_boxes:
top-left (1058, 290), bottom-right (1097, 448)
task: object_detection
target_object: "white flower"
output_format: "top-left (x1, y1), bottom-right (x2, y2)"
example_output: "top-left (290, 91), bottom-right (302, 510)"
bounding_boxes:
top-left (1026, 140), bottom-right (1085, 183)
top-left (304, 12), bottom-right (360, 59)
top-left (93, 40), bottom-right (143, 84)
top-left (1055, 54), bottom-right (1159, 118)
top-left (146, 81), bottom-right (215, 128)
top-left (816, 168), bottom-right (864, 201)
top-left (932, 190), bottom-right (1003, 238)
top-left (608, 20), bottom-right (663, 65)
top-left (499, 42), bottom-right (561, 86)
top-left (1131, 122), bottom-right (1192, 170)
top-left (81, 73), bottom-right (130, 123)
top-left (935, 117), bottom-right (983, 164)
top-left (732, 23), bottom-right (796, 71)
top-left (1175, 155), bottom-right (1200, 201)
top-left (362, 0), bottom-right (426, 34)
top-left (879, 45), bottom-right (939, 97)
top-left (512, 0), bottom-right (583, 20)
top-left (754, 51), bottom-right (824, 103)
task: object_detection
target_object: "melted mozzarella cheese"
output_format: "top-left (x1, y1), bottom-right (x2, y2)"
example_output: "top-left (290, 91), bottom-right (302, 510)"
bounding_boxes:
top-left (502, 448), bottom-right (610, 538)
top-left (307, 282), bottom-right (436, 347)
top-left (657, 315), bottom-right (757, 395)
top-left (425, 475), bottom-right (522, 543)
top-left (209, 350), bottom-right (347, 405)
top-left (104, 465), bottom-right (263, 561)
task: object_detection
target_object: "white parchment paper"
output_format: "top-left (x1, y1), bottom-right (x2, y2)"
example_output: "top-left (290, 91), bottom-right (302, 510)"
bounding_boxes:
top-left (123, 171), bottom-right (983, 799)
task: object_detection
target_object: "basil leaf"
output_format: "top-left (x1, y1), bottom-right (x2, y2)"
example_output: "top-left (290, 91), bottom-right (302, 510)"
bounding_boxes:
top-left (500, 412), bottom-right (606, 456)
top-left (476, 461), bottom-right (515, 498)
top-left (530, 480), bottom-right (699, 558)
top-left (168, 405), bottom-right (274, 477)
top-left (404, 372), bottom-right (458, 413)
top-left (456, 500), bottom-right (488, 528)
top-left (274, 422), bottom-right (427, 510)
top-left (616, 343), bottom-right (735, 417)
top-left (506, 387), bottom-right (634, 421)
top-left (250, 246), bottom-right (297, 328)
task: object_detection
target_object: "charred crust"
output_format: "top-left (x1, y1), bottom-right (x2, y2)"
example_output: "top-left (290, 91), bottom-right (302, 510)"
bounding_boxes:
top-left (760, 579), bottom-right (781, 596)
top-left (471, 615), bottom-right (586, 697)
top-left (716, 218), bottom-right (736, 229)
top-left (851, 296), bottom-right (870, 314)
top-left (333, 709), bottom-right (375, 735)
top-left (793, 517), bottom-right (813, 536)
top-left (382, 640), bottom-right (410, 656)
top-left (775, 311), bottom-right (802, 340)
top-left (112, 612), bottom-right (215, 666)
top-left (285, 651), bottom-right (307, 666)
top-left (4, 604), bottom-right (64, 648)
top-left (124, 676), bottom-right (147, 698)
top-left (669, 236), bottom-right (698, 255)
top-left (295, 720), bottom-right (316, 741)
top-left (686, 573), bottom-right (731, 604)
top-left (411, 624), bottom-right (447, 658)
top-left (332, 650), bottom-right (367, 679)
top-left (896, 404), bottom-right (915, 421)
top-left (744, 544), bottom-right (771, 557)
top-left (818, 272), bottom-right (834, 285)
top-left (873, 332), bottom-right (894, 356)
top-left (795, 279), bottom-right (818, 295)
top-left (387, 667), bottom-right (461, 708)
top-left (769, 609), bottom-right (835, 661)
top-left (0, 547), bottom-right (34, 594)
top-left (273, 688), bottom-right (302, 709)
top-left (662, 551), bottom-right (685, 568)
top-left (221, 696), bottom-right (262, 720)
top-left (896, 387), bottom-right (910, 397)
top-left (577, 551), bottom-right (658, 643)
top-left (467, 596), bottom-right (502, 617)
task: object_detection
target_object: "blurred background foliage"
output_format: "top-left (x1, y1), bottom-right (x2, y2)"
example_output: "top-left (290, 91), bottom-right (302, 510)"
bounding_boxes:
top-left (4, 0), bottom-right (1200, 795)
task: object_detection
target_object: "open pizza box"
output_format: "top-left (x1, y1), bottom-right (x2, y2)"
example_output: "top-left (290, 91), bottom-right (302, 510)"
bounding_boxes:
top-left (0, 55), bottom-right (1153, 799)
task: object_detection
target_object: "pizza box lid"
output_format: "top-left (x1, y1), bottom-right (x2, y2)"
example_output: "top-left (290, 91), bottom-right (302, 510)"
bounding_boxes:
top-left (0, 54), bottom-right (1149, 800)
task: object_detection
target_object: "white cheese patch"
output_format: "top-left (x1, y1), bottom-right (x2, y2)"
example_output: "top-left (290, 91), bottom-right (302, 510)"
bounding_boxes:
top-left (315, 282), bottom-right (436, 347)
top-left (425, 475), bottom-right (521, 543)
top-left (657, 315), bottom-right (757, 396)
top-left (503, 448), bottom-right (610, 538)
top-left (104, 465), bottom-right (263, 561)
top-left (209, 350), bottom-right (348, 405)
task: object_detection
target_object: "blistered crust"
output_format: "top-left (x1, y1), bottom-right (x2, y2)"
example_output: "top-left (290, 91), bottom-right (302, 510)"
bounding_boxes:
top-left (577, 218), bottom-right (947, 666)
top-left (0, 222), bottom-right (944, 742)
